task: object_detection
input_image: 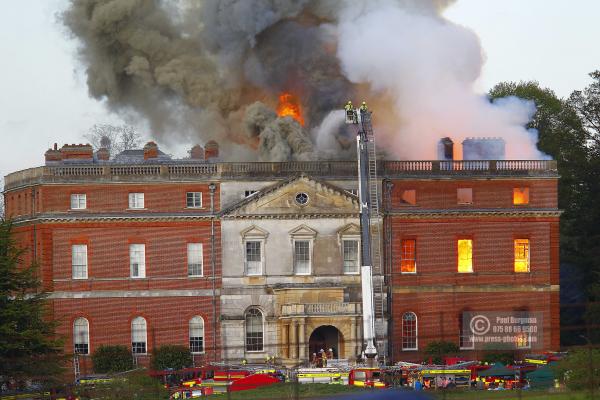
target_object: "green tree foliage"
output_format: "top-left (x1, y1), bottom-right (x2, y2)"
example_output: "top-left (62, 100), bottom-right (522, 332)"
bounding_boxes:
top-left (553, 348), bottom-right (600, 391)
top-left (481, 352), bottom-right (514, 365)
top-left (91, 345), bottom-right (133, 373)
top-left (423, 341), bottom-right (459, 364)
top-left (151, 345), bottom-right (193, 371)
top-left (0, 220), bottom-right (64, 386)
top-left (73, 371), bottom-right (168, 400)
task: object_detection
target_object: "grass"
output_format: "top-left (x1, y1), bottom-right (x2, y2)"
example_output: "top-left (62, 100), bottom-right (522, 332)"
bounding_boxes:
top-left (209, 383), bottom-right (362, 399)
top-left (430, 389), bottom-right (591, 400)
top-left (209, 384), bottom-right (593, 400)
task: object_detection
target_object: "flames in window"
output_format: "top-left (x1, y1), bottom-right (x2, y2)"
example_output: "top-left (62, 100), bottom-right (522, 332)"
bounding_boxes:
top-left (276, 92), bottom-right (304, 126)
top-left (457, 239), bottom-right (473, 273)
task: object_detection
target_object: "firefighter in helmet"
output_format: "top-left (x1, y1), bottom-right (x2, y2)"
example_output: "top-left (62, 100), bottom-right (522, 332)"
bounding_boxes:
top-left (359, 101), bottom-right (368, 113)
top-left (344, 101), bottom-right (353, 111)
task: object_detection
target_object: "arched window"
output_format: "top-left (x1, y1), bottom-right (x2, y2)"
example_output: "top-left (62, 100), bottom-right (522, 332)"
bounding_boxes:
top-left (245, 308), bottom-right (264, 352)
top-left (189, 316), bottom-right (205, 354)
top-left (402, 312), bottom-right (418, 350)
top-left (73, 318), bottom-right (89, 355)
top-left (131, 317), bottom-right (147, 354)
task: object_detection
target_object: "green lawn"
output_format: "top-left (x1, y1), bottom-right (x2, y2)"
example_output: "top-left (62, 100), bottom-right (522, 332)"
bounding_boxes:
top-left (431, 389), bottom-right (590, 400)
top-left (209, 383), bottom-right (362, 399)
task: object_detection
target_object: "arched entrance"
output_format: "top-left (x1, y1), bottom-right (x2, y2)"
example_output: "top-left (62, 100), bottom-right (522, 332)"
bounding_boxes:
top-left (308, 325), bottom-right (344, 359)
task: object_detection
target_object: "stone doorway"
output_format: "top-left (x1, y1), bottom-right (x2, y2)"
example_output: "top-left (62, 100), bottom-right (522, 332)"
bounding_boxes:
top-left (308, 325), bottom-right (344, 359)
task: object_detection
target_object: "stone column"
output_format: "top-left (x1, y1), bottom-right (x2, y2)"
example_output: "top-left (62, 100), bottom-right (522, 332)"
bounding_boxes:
top-left (290, 320), bottom-right (298, 359)
top-left (350, 317), bottom-right (357, 359)
top-left (298, 319), bottom-right (307, 360)
top-left (280, 323), bottom-right (289, 359)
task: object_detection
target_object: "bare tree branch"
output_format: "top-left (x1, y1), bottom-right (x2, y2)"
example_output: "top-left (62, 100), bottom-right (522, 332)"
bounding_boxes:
top-left (84, 124), bottom-right (143, 158)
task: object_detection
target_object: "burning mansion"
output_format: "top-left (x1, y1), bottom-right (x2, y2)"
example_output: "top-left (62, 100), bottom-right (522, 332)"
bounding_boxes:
top-left (3, 132), bottom-right (559, 375)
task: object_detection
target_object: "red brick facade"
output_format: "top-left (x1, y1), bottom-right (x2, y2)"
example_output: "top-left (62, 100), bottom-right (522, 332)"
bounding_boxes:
top-left (3, 159), bottom-right (560, 372)
top-left (386, 178), bottom-right (560, 361)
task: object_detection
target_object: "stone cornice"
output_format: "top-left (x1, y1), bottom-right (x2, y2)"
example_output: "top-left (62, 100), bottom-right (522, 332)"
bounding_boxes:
top-left (393, 284), bottom-right (559, 293)
top-left (12, 213), bottom-right (215, 225)
top-left (385, 208), bottom-right (561, 218)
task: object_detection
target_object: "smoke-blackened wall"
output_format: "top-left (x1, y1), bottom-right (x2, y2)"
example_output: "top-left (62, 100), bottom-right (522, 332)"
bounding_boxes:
top-left (62, 0), bottom-right (547, 161)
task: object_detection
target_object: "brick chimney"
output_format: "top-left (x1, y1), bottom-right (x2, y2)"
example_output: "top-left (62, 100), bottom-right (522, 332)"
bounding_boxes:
top-left (190, 145), bottom-right (204, 160)
top-left (60, 143), bottom-right (94, 160)
top-left (204, 140), bottom-right (219, 160)
top-left (45, 143), bottom-right (62, 163)
top-left (96, 147), bottom-right (110, 161)
top-left (143, 141), bottom-right (159, 160)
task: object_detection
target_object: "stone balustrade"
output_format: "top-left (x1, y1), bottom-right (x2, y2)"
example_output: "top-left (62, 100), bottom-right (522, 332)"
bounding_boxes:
top-left (4, 160), bottom-right (558, 190)
top-left (281, 302), bottom-right (362, 316)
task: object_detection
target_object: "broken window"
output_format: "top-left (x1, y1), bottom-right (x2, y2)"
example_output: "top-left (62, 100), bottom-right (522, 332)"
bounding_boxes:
top-left (514, 239), bottom-right (530, 272)
top-left (400, 239), bottom-right (416, 273)
top-left (400, 189), bottom-right (416, 205)
top-left (457, 239), bottom-right (473, 273)
top-left (457, 188), bottom-right (473, 205)
top-left (513, 187), bottom-right (529, 205)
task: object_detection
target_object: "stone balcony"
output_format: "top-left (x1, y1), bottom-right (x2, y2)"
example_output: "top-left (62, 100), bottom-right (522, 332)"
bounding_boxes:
top-left (281, 302), bottom-right (362, 317)
top-left (4, 160), bottom-right (558, 190)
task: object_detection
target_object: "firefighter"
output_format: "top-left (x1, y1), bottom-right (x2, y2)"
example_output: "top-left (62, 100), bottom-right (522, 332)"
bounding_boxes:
top-left (344, 101), bottom-right (353, 111)
top-left (359, 101), bottom-right (368, 113)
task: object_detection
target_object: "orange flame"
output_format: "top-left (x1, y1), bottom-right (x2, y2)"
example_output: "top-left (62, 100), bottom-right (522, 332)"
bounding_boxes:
top-left (277, 93), bottom-right (304, 126)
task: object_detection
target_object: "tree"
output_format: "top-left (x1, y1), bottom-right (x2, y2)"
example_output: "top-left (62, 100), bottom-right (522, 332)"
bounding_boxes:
top-left (151, 345), bottom-right (193, 371)
top-left (92, 345), bottom-right (134, 374)
top-left (0, 220), bottom-right (64, 388)
top-left (84, 124), bottom-right (142, 157)
top-left (423, 341), bottom-right (459, 364)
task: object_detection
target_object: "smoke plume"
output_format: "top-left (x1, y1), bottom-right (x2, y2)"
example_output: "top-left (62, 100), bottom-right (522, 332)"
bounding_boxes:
top-left (63, 0), bottom-right (547, 161)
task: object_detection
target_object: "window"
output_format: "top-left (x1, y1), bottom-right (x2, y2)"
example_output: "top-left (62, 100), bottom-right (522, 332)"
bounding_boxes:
top-left (457, 239), bottom-right (473, 273)
top-left (186, 192), bottom-right (202, 208)
top-left (402, 312), bottom-right (418, 350)
top-left (459, 312), bottom-right (474, 349)
top-left (457, 188), bottom-right (473, 205)
top-left (128, 193), bottom-right (144, 209)
top-left (245, 241), bottom-right (262, 275)
top-left (295, 192), bottom-right (309, 206)
top-left (513, 187), bottom-right (529, 205)
top-left (70, 194), bottom-right (86, 210)
top-left (131, 317), bottom-right (147, 354)
top-left (400, 239), bottom-right (416, 273)
top-left (72, 244), bottom-right (88, 279)
top-left (343, 239), bottom-right (360, 274)
top-left (187, 243), bottom-right (203, 277)
top-left (244, 190), bottom-right (258, 198)
top-left (130, 244), bottom-right (146, 278)
top-left (400, 190), bottom-right (416, 205)
top-left (514, 239), bottom-right (530, 273)
top-left (245, 308), bottom-right (263, 352)
top-left (189, 316), bottom-right (204, 353)
top-left (294, 240), bottom-right (311, 274)
top-left (73, 318), bottom-right (89, 355)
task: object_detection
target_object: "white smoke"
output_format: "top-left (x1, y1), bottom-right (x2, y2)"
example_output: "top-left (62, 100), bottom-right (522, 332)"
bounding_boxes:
top-left (335, 0), bottom-right (548, 160)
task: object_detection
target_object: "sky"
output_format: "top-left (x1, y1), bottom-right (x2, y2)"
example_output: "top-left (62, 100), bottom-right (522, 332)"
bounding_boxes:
top-left (1, 0), bottom-right (599, 182)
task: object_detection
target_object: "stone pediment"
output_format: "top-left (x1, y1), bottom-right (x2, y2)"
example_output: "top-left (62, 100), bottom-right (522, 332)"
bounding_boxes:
top-left (337, 223), bottom-right (361, 237)
top-left (223, 175), bottom-right (359, 218)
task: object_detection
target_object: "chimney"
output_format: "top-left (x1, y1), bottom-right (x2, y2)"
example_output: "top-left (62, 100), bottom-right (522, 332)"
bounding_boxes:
top-left (143, 141), bottom-right (159, 160)
top-left (437, 137), bottom-right (454, 160)
top-left (204, 140), bottom-right (219, 160)
top-left (190, 145), bottom-right (205, 160)
top-left (462, 137), bottom-right (506, 160)
top-left (45, 143), bottom-right (62, 163)
top-left (96, 147), bottom-right (110, 161)
top-left (60, 143), bottom-right (94, 161)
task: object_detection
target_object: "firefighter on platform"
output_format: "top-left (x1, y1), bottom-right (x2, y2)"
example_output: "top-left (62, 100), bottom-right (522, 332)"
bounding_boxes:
top-left (344, 101), bottom-right (353, 111)
top-left (359, 101), bottom-right (368, 113)
top-left (345, 101), bottom-right (357, 123)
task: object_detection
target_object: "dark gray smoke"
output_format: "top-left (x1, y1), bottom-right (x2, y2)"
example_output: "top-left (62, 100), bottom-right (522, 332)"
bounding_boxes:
top-left (62, 0), bottom-right (352, 160)
top-left (63, 0), bottom-right (546, 161)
